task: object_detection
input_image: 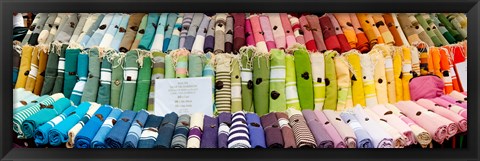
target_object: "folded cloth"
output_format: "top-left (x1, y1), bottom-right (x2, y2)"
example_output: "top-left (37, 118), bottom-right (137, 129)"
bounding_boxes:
top-left (359, 54), bottom-right (378, 107)
top-left (155, 112), bottom-right (179, 148)
top-left (350, 13), bottom-right (370, 52)
top-left (137, 115), bottom-right (163, 148)
top-left (245, 18), bottom-right (255, 46)
top-left (99, 13), bottom-right (123, 48)
top-left (119, 50), bottom-right (139, 110)
top-left (268, 49), bottom-right (286, 112)
top-left (79, 14), bottom-right (104, 46)
top-left (396, 13), bottom-right (421, 45)
top-left (302, 110), bottom-right (334, 148)
top-left (21, 13), bottom-right (44, 45)
top-left (276, 112), bottom-right (296, 148)
top-left (310, 53), bottom-right (326, 110)
top-left (351, 105), bottom-right (394, 148)
top-left (339, 112), bottom-right (374, 148)
top-left (22, 98), bottom-right (73, 139)
top-left (62, 48), bottom-right (80, 98)
top-left (132, 52), bottom-right (153, 112)
top-left (231, 56), bottom-right (242, 112)
top-left (15, 45), bottom-right (34, 89)
top-left (324, 50), bottom-right (338, 110)
top-left (292, 47), bottom-right (314, 110)
top-left (91, 108), bottom-right (123, 148)
top-left (130, 15), bottom-right (148, 50)
top-left (439, 48), bottom-right (453, 93)
top-left (191, 15), bottom-right (211, 53)
top-left (371, 45), bottom-right (396, 103)
top-left (417, 99), bottom-right (467, 132)
top-left (164, 54), bottom-right (176, 79)
top-left (384, 104), bottom-right (432, 148)
top-left (69, 14), bottom-right (90, 44)
top-left (214, 13), bottom-right (227, 53)
top-left (326, 13), bottom-right (352, 52)
top-left (368, 104), bottom-right (415, 146)
top-left (313, 110), bottom-right (347, 148)
top-left (14, 93), bottom-right (46, 116)
top-left (286, 108), bottom-right (316, 148)
top-left (147, 52), bottom-right (166, 111)
top-left (382, 13), bottom-right (405, 46)
top-left (34, 105), bottom-right (76, 146)
top-left (287, 15), bottom-right (305, 45)
top-left (232, 13), bottom-right (246, 53)
top-left (203, 53), bottom-right (216, 112)
top-left (69, 53), bottom-right (88, 105)
top-left (299, 16), bottom-right (318, 52)
top-left (431, 14), bottom-right (456, 44)
top-left (400, 46), bottom-right (413, 100)
top-left (166, 13), bottom-right (183, 52)
top-left (322, 110), bottom-right (357, 148)
top-left (96, 55), bottom-right (112, 105)
top-left (85, 13), bottom-right (113, 48)
top-left (246, 113), bottom-right (266, 148)
top-left (356, 13), bottom-right (379, 47)
top-left (249, 14), bottom-right (268, 53)
top-left (215, 54), bottom-right (232, 113)
top-left (163, 13), bottom-right (179, 52)
top-left (187, 113), bottom-right (204, 148)
top-left (265, 13), bottom-right (286, 50)
top-left (334, 55), bottom-right (352, 111)
top-left (48, 102), bottom-right (91, 146)
top-left (123, 110), bottom-right (149, 148)
top-left (371, 14), bottom-right (395, 45)
top-left (180, 13), bottom-right (194, 49)
top-left (437, 14), bottom-right (463, 42)
top-left (79, 48), bottom-right (100, 103)
top-left (28, 13), bottom-right (49, 45)
top-left (412, 100), bottom-right (458, 139)
top-left (51, 44), bottom-right (68, 94)
top-left (66, 103), bottom-right (101, 148)
top-left (344, 51), bottom-right (366, 107)
top-left (225, 16), bottom-right (234, 53)
top-left (188, 53), bottom-right (205, 77)
top-left (449, 91), bottom-right (467, 102)
top-left (251, 51), bottom-right (270, 115)
top-left (110, 14), bottom-right (131, 51)
top-left (55, 13), bottom-right (79, 44)
top-left (279, 13), bottom-right (296, 48)
top-left (259, 15), bottom-right (276, 51)
top-left (440, 95), bottom-right (467, 109)
top-left (74, 105), bottom-right (113, 148)
top-left (24, 46), bottom-right (40, 92)
top-left (172, 49), bottom-right (189, 78)
top-left (285, 54), bottom-right (301, 110)
top-left (46, 13), bottom-right (68, 44)
top-left (184, 13), bottom-right (204, 51)
top-left (137, 13), bottom-right (159, 50)
top-left (363, 108), bottom-right (407, 148)
top-left (105, 110), bottom-right (137, 148)
top-left (33, 46), bottom-right (50, 95)
top-left (446, 14), bottom-right (467, 39)
top-left (171, 114), bottom-right (190, 148)
top-left (108, 53), bottom-right (125, 107)
top-left (431, 97), bottom-right (467, 119)
top-left (200, 115), bottom-right (218, 148)
top-left (204, 15), bottom-right (216, 53)
top-left (12, 44), bottom-right (21, 87)
top-left (260, 112), bottom-right (284, 148)
top-left (217, 112), bottom-right (232, 148)
top-left (118, 13), bottom-right (144, 52)
top-left (240, 47), bottom-right (255, 112)
top-left (228, 111), bottom-right (251, 148)
top-left (333, 13), bottom-right (357, 48)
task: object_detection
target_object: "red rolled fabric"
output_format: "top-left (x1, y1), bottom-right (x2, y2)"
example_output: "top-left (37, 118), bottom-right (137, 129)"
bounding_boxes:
top-left (232, 13), bottom-right (246, 53)
top-left (416, 99), bottom-right (467, 133)
top-left (349, 13), bottom-right (370, 52)
top-left (326, 13), bottom-right (352, 53)
top-left (289, 15), bottom-right (305, 45)
top-left (299, 16), bottom-right (318, 52)
top-left (305, 15), bottom-right (327, 52)
top-left (280, 13), bottom-right (296, 49)
top-left (318, 15), bottom-right (341, 52)
top-left (245, 18), bottom-right (255, 46)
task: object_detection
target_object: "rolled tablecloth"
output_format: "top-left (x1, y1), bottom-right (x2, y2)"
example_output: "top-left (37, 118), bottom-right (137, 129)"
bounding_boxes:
top-left (123, 110), bottom-right (149, 148)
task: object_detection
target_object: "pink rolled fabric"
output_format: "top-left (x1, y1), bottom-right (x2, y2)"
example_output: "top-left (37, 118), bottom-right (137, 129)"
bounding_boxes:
top-left (266, 13), bottom-right (286, 49)
top-left (395, 101), bottom-right (448, 144)
top-left (245, 19), bottom-right (255, 46)
top-left (326, 13), bottom-right (352, 53)
top-left (440, 95), bottom-right (467, 109)
top-left (313, 110), bottom-right (347, 148)
top-left (305, 15), bottom-right (327, 52)
top-left (430, 97), bottom-right (467, 119)
top-left (259, 15), bottom-right (276, 51)
top-left (462, 92), bottom-right (467, 96)
top-left (299, 16), bottom-right (318, 52)
top-left (280, 13), bottom-right (296, 49)
top-left (249, 15), bottom-right (268, 53)
top-left (322, 110), bottom-right (357, 148)
top-left (368, 104), bottom-right (415, 146)
top-left (318, 15), bottom-right (341, 52)
top-left (449, 91), bottom-right (467, 102)
top-left (288, 15), bottom-right (305, 45)
top-left (417, 99), bottom-right (467, 132)
top-left (423, 108), bottom-right (458, 139)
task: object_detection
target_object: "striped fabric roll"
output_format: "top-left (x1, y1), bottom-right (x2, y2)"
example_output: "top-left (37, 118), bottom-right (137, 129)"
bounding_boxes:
top-left (369, 49), bottom-right (389, 105)
top-left (352, 105), bottom-right (394, 148)
top-left (99, 13), bottom-right (123, 48)
top-left (299, 16), bottom-right (318, 52)
top-left (249, 14), bottom-right (268, 53)
top-left (165, 54), bottom-right (175, 78)
top-left (188, 53), bottom-right (204, 78)
top-left (104, 110), bottom-right (137, 148)
top-left (204, 15), bottom-right (216, 53)
top-left (110, 14), bottom-right (131, 51)
top-left (74, 105), bottom-right (113, 148)
top-left (392, 47), bottom-right (404, 101)
top-left (66, 102), bottom-right (101, 148)
top-left (285, 54), bottom-right (301, 110)
top-left (22, 98), bottom-right (73, 139)
top-left (81, 48), bottom-right (101, 102)
top-left (51, 44), bottom-right (68, 94)
top-left (167, 13), bottom-right (183, 52)
top-left (266, 13), bottom-right (286, 49)
top-left (240, 47), bottom-right (255, 112)
top-left (130, 14), bottom-right (148, 50)
top-left (371, 45), bottom-right (396, 103)
top-left (137, 13), bottom-right (159, 50)
top-left (132, 52), bottom-right (153, 112)
top-left (322, 109), bottom-right (357, 148)
top-left (245, 18), bottom-right (255, 46)
top-left (33, 46), bottom-right (50, 95)
top-left (70, 13), bottom-right (90, 44)
top-left (334, 55), bottom-right (351, 111)
top-left (369, 104), bottom-right (416, 146)
top-left (70, 52), bottom-right (89, 105)
top-left (231, 56), bottom-right (242, 112)
top-left (349, 14), bottom-right (370, 52)
top-left (259, 15), bottom-right (276, 51)
top-left (123, 110), bottom-right (149, 148)
top-left (313, 110), bottom-right (347, 148)
top-left (79, 13), bottom-right (104, 47)
top-left (279, 13), bottom-right (296, 48)
top-left (171, 114), bottom-right (190, 148)
top-left (217, 112), bottom-right (232, 148)
top-left (339, 112), bottom-right (374, 148)
top-left (364, 108), bottom-right (407, 148)
top-left (389, 13), bottom-right (410, 45)
top-left (185, 13), bottom-right (204, 51)
top-left (148, 52), bottom-right (166, 112)
top-left (260, 112), bottom-right (284, 148)
top-left (253, 51), bottom-right (270, 115)
top-left (172, 49), bottom-right (189, 78)
top-left (203, 52), bottom-right (216, 112)
top-left (62, 48), bottom-right (80, 98)
top-left (24, 47), bottom-right (40, 92)
top-left (187, 113), bottom-right (204, 148)
top-left (155, 113), bottom-right (178, 148)
top-left (149, 13), bottom-right (167, 52)
top-left (302, 110), bottom-right (334, 148)
top-left (359, 54), bottom-right (378, 107)
top-left (372, 14), bottom-right (395, 45)
top-left (191, 15), bottom-right (211, 53)
top-left (286, 108), bottom-right (316, 148)
top-left (384, 104), bottom-right (432, 148)
top-left (276, 112), bottom-right (296, 148)
top-left (288, 15), bottom-right (305, 45)
top-left (246, 113), bottom-right (266, 148)
top-left (232, 13), bottom-right (246, 53)
top-left (310, 53), bottom-right (326, 110)
top-left (269, 49), bottom-right (286, 112)
top-left (119, 50), bottom-right (139, 110)
top-left (410, 46), bottom-right (421, 77)
top-left (417, 99), bottom-right (467, 133)
top-left (48, 102), bottom-right (91, 146)
top-left (439, 48), bottom-right (453, 93)
top-left (109, 52), bottom-right (125, 108)
top-left (345, 51), bottom-right (366, 107)
top-left (138, 115), bottom-right (163, 148)
top-left (215, 54), bottom-right (232, 113)
top-left (163, 13), bottom-right (179, 52)
top-left (180, 13), bottom-right (194, 49)
top-left (96, 55), bottom-right (112, 105)
top-left (228, 111), bottom-right (251, 148)
top-left (34, 105), bottom-right (76, 146)
top-left (91, 108), bottom-right (123, 148)
top-left (214, 13), bottom-right (227, 53)
top-left (85, 13), bottom-right (113, 48)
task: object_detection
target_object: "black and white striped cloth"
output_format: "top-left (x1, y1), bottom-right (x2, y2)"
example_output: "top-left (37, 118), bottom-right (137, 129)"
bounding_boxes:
top-left (227, 111), bottom-right (251, 148)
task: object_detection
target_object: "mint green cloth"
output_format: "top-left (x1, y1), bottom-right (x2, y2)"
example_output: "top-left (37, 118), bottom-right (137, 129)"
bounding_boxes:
top-left (188, 54), bottom-right (205, 77)
top-left (294, 48), bottom-right (314, 110)
top-left (81, 48), bottom-right (101, 102)
top-left (165, 54), bottom-right (175, 79)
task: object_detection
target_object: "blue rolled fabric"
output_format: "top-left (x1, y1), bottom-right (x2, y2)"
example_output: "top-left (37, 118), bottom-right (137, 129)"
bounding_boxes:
top-left (302, 110), bottom-right (334, 148)
top-left (80, 14), bottom-right (105, 47)
top-left (170, 114), bottom-right (190, 148)
top-left (201, 115), bottom-right (218, 148)
top-left (154, 112), bottom-right (178, 148)
top-left (110, 14), bottom-right (131, 51)
top-left (74, 105), bottom-right (113, 148)
top-left (162, 13), bottom-right (179, 52)
top-left (105, 110), bottom-right (137, 148)
top-left (22, 98), bottom-right (73, 139)
top-left (138, 13), bottom-right (160, 50)
top-left (34, 105), bottom-right (76, 146)
top-left (217, 112), bottom-right (231, 148)
top-left (14, 95), bottom-right (49, 114)
top-left (340, 112), bottom-right (374, 148)
top-left (166, 13), bottom-right (183, 52)
top-left (48, 102), bottom-right (91, 146)
top-left (138, 115), bottom-right (163, 148)
top-left (246, 113), bottom-right (266, 148)
top-left (86, 13), bottom-right (113, 48)
top-left (63, 49), bottom-right (80, 98)
top-left (123, 110), bottom-right (149, 148)
top-left (91, 108), bottom-right (123, 148)
top-left (70, 53), bottom-right (89, 105)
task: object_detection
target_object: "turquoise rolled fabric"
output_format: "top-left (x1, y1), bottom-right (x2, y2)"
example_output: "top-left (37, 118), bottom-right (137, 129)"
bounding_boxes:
top-left (81, 48), bottom-right (101, 102)
top-left (293, 47), bottom-right (314, 110)
top-left (63, 48), bottom-right (80, 98)
top-left (167, 13), bottom-right (183, 52)
top-left (138, 13), bottom-right (160, 50)
top-left (70, 52), bottom-right (89, 105)
top-left (133, 52), bottom-right (153, 112)
top-left (119, 50), bottom-right (140, 110)
top-left (163, 13), bottom-right (179, 52)
top-left (150, 13), bottom-right (168, 52)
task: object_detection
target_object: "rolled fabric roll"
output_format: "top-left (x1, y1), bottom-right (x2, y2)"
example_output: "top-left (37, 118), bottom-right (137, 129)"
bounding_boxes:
top-left (154, 112), bottom-right (178, 148)
top-left (137, 115), bottom-right (163, 148)
top-left (310, 52), bottom-right (326, 111)
top-left (396, 13), bottom-right (422, 45)
top-left (415, 14), bottom-right (442, 46)
top-left (69, 52), bottom-right (89, 105)
top-left (91, 108), bottom-right (122, 148)
top-left (417, 102), bottom-right (458, 139)
top-left (81, 48), bottom-right (101, 102)
top-left (163, 13), bottom-right (179, 51)
top-left (228, 111), bottom-right (251, 148)
top-left (246, 113), bottom-right (266, 148)
top-left (79, 14), bottom-right (105, 47)
top-left (308, 14), bottom-right (330, 52)
top-left (217, 112), bottom-right (232, 148)
top-left (118, 50), bottom-right (139, 110)
top-left (232, 13), bottom-right (246, 53)
top-left (286, 108), bottom-right (316, 148)
top-left (440, 95), bottom-right (467, 109)
top-left (349, 13), bottom-right (370, 52)
top-left (322, 110), bottom-right (357, 148)
top-left (46, 13), bottom-right (69, 44)
top-left (334, 55), bottom-right (352, 111)
top-left (333, 13), bottom-right (357, 49)
top-left (299, 15), bottom-right (318, 52)
top-left (130, 14), bottom-right (148, 50)
top-left (50, 44), bottom-right (68, 94)
top-left (22, 98), bottom-right (73, 139)
top-left (172, 49), bottom-right (189, 78)
top-left (446, 14), bottom-right (467, 39)
top-left (225, 16), bottom-right (234, 53)
top-left (422, 14), bottom-right (450, 46)
top-left (137, 13), bottom-right (160, 50)
top-left (132, 52), bottom-right (153, 112)
top-left (280, 13), bottom-right (296, 48)
top-left (74, 13), bottom-right (98, 44)
top-left (326, 13), bottom-right (352, 52)
top-left (382, 13), bottom-right (405, 46)
top-left (55, 13), bottom-right (79, 44)
top-left (69, 13), bottom-right (90, 44)
top-left (363, 108), bottom-right (406, 148)
top-left (37, 13), bottom-right (57, 44)
top-left (184, 13), bottom-right (204, 51)
top-left (252, 51), bottom-right (270, 115)
top-left (180, 13), bottom-right (194, 49)
top-left (313, 110), bottom-right (347, 148)
top-left (74, 105), bottom-right (113, 148)
top-left (401, 46), bottom-right (413, 100)
top-left (249, 14), bottom-right (268, 53)
top-left (302, 110), bottom-right (334, 148)
top-left (276, 112), bottom-right (296, 148)
top-left (28, 13), bottom-right (49, 45)
top-left (13, 90), bottom-right (40, 112)
top-left (204, 15), bottom-right (216, 53)
top-left (96, 54), bottom-right (113, 105)
top-left (62, 48), bottom-right (80, 98)
top-left (165, 54), bottom-right (175, 78)
top-left (266, 13), bottom-right (286, 49)
top-left (359, 54), bottom-right (378, 107)
top-left (368, 104), bottom-right (415, 146)
top-left (356, 13), bottom-right (379, 47)
top-left (231, 56), bottom-right (242, 112)
top-left (215, 54), bottom-right (233, 113)
top-left (170, 114), bottom-right (190, 148)
top-left (439, 48), bottom-right (453, 93)
top-left (371, 45), bottom-right (396, 103)
top-left (430, 97), bottom-right (467, 118)
top-left (123, 110), bottom-right (149, 148)
top-left (214, 13), bottom-right (227, 53)
top-left (110, 14), bottom-right (131, 51)
top-left (187, 113), bottom-right (204, 148)
top-left (166, 13), bottom-right (183, 52)
top-left (437, 14), bottom-right (463, 42)
top-left (410, 14), bottom-right (438, 46)
top-left (21, 13), bottom-right (44, 45)
top-left (109, 53), bottom-right (125, 107)
top-left (15, 45), bottom-right (34, 89)
top-left (201, 115), bottom-right (218, 148)
top-left (191, 15), bottom-right (211, 53)
top-left (369, 48), bottom-right (389, 104)
top-left (85, 13), bottom-right (113, 48)
top-left (428, 47), bottom-right (442, 78)
top-left (269, 49), bottom-right (286, 112)
top-left (245, 18), bottom-right (255, 46)
top-left (149, 13), bottom-right (168, 52)
top-left (260, 112), bottom-right (284, 148)
top-left (203, 53), bottom-right (216, 112)
top-left (324, 50), bottom-right (338, 110)
top-left (449, 90), bottom-right (467, 102)
top-left (392, 47), bottom-right (404, 101)
top-left (292, 47), bottom-right (314, 110)
top-left (188, 53), bottom-right (205, 78)
top-left (99, 13), bottom-right (123, 48)
top-left (384, 104), bottom-right (432, 148)
top-left (24, 47), bottom-right (40, 92)
top-left (240, 46), bottom-right (255, 112)
top-left (431, 14), bottom-right (456, 44)
top-left (48, 102), bottom-right (91, 146)
top-left (339, 112), bottom-right (374, 148)
top-left (344, 51), bottom-right (366, 107)
top-left (33, 46), bottom-right (50, 95)
top-left (66, 103), bottom-right (101, 148)
top-left (371, 14), bottom-right (395, 45)
top-left (259, 15), bottom-right (276, 51)
top-left (285, 54), bottom-right (301, 110)
top-left (104, 110), bottom-right (137, 148)
top-left (34, 105), bottom-right (76, 146)
top-left (417, 99), bottom-right (467, 132)
top-left (351, 105), bottom-right (394, 148)
top-left (147, 52), bottom-right (166, 111)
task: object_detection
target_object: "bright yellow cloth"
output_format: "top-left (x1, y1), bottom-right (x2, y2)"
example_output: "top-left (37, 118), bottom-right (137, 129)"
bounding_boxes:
top-left (33, 46), bottom-right (49, 95)
top-left (393, 47), bottom-right (404, 101)
top-left (24, 47), bottom-right (40, 91)
top-left (401, 46), bottom-right (413, 101)
top-left (359, 54), bottom-right (378, 107)
top-left (345, 51), bottom-right (366, 107)
top-left (369, 48), bottom-right (389, 104)
top-left (15, 45), bottom-right (34, 89)
top-left (372, 44), bottom-right (396, 103)
top-left (334, 55), bottom-right (351, 111)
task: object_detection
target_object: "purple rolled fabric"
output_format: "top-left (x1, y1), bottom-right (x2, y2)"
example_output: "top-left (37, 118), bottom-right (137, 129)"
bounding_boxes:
top-left (259, 15), bottom-right (276, 51)
top-left (245, 19), bottom-right (255, 46)
top-left (217, 112), bottom-right (232, 148)
top-left (246, 113), bottom-right (266, 148)
top-left (302, 110), bottom-right (335, 148)
top-left (260, 112), bottom-right (284, 148)
top-left (179, 13), bottom-right (193, 49)
top-left (203, 16), bottom-right (215, 53)
top-left (232, 13), bottom-right (246, 54)
top-left (440, 95), bottom-right (467, 109)
top-left (201, 115), bottom-right (218, 148)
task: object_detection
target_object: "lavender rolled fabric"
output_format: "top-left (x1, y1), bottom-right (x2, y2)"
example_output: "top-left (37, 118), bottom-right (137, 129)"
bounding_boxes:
top-left (217, 112), bottom-right (232, 148)
top-left (201, 115), bottom-right (218, 148)
top-left (246, 113), bottom-right (266, 148)
top-left (260, 112), bottom-right (284, 148)
top-left (179, 13), bottom-right (193, 49)
top-left (302, 110), bottom-right (335, 148)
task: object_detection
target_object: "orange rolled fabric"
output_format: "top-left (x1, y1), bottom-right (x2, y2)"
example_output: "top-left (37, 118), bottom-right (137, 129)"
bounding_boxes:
top-left (429, 47), bottom-right (443, 78)
top-left (334, 13), bottom-right (357, 49)
top-left (372, 14), bottom-right (395, 45)
top-left (383, 13), bottom-right (404, 46)
top-left (356, 13), bottom-right (379, 47)
top-left (350, 13), bottom-right (369, 52)
top-left (439, 47), bottom-right (453, 94)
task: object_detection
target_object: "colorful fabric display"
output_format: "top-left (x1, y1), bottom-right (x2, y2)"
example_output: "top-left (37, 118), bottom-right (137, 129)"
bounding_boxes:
top-left (309, 52), bottom-right (327, 111)
top-left (437, 14), bottom-right (463, 42)
top-left (28, 13), bottom-right (49, 45)
top-left (170, 114), bottom-right (190, 148)
top-left (259, 15), bottom-right (276, 51)
top-left (322, 110), bottom-right (357, 148)
top-left (299, 15), bottom-right (318, 52)
top-left (99, 13), bottom-right (123, 48)
top-left (449, 91), bottom-right (467, 102)
top-left (285, 54), bottom-right (301, 110)
top-left (245, 18), bottom-right (255, 46)
top-left (204, 15), bottom-right (215, 52)
top-left (149, 13), bottom-right (167, 52)
top-left (334, 55), bottom-right (352, 111)
top-left (431, 97), bottom-right (467, 119)
top-left (187, 113), bottom-right (204, 148)
top-left (16, 45), bottom-right (34, 89)
top-left (172, 49), bottom-right (189, 78)
top-left (357, 13), bottom-right (379, 47)
top-left (96, 54), bottom-right (112, 105)
top-left (91, 108), bottom-right (122, 148)
top-left (165, 54), bottom-right (175, 78)
top-left (104, 110), bottom-right (137, 148)
top-left (137, 115), bottom-right (163, 148)
top-left (137, 13), bottom-right (159, 50)
top-left (132, 52), bottom-right (152, 112)
top-left (410, 46), bottom-right (421, 77)
top-left (203, 52), bottom-right (216, 112)
top-left (440, 95), bottom-right (467, 109)
top-left (130, 14), bottom-right (148, 50)
top-left (439, 48), bottom-right (453, 93)
top-left (276, 112), bottom-right (296, 148)
top-left (368, 104), bottom-right (415, 146)
top-left (45, 13), bottom-right (66, 44)
top-left (218, 112), bottom-right (232, 148)
top-left (79, 13), bottom-right (104, 47)
top-left (382, 13), bottom-right (404, 46)
top-left (230, 56), bottom-right (242, 112)
top-left (180, 13), bottom-right (194, 49)
top-left (225, 16), bottom-right (234, 53)
top-left (191, 15), bottom-right (211, 53)
top-left (188, 53), bottom-right (204, 77)
top-left (345, 51), bottom-right (366, 107)
top-left (34, 105), bottom-right (76, 146)
top-left (74, 105), bottom-right (113, 148)
top-left (359, 54), bottom-right (378, 107)
top-left (396, 13), bottom-right (421, 45)
top-left (51, 44), bottom-right (68, 94)
top-left (279, 13), bottom-right (296, 48)
top-left (147, 52), bottom-right (166, 111)
top-left (246, 113), bottom-right (266, 148)
top-left (384, 104), bottom-right (432, 148)
top-left (288, 14), bottom-right (305, 45)
top-left (228, 111), bottom-right (251, 148)
top-left (327, 13), bottom-right (352, 52)
top-left (240, 47), bottom-right (255, 112)
top-left (324, 50), bottom-right (338, 110)
top-left (250, 14), bottom-right (268, 53)
top-left (66, 102), bottom-right (101, 148)
top-left (48, 102), bottom-right (91, 146)
top-left (417, 99), bottom-right (467, 132)
top-left (302, 110), bottom-right (334, 148)
top-left (269, 49), bottom-right (286, 112)
top-left (215, 54), bottom-right (232, 113)
top-left (252, 51), bottom-right (270, 115)
top-left (166, 13), bottom-right (183, 52)
top-left (21, 13), bottom-right (44, 45)
top-left (80, 48), bottom-right (101, 102)
top-left (154, 112), bottom-right (178, 148)
top-left (292, 47), bottom-right (314, 110)
top-left (185, 13), bottom-right (204, 51)
top-left (214, 13), bottom-right (227, 53)
top-left (415, 14), bottom-right (442, 46)
top-left (409, 14), bottom-right (435, 46)
top-left (110, 14), bottom-right (131, 51)
top-left (286, 108), bottom-right (316, 148)
top-left (339, 112), bottom-right (374, 148)
top-left (351, 105), bottom-right (394, 148)
top-left (372, 45), bottom-right (396, 103)
top-left (260, 112), bottom-right (284, 148)
top-left (391, 47), bottom-right (404, 101)
top-left (312, 110), bottom-right (346, 148)
top-left (118, 50), bottom-right (139, 110)
top-left (363, 108), bottom-right (406, 148)
top-left (232, 13), bottom-right (246, 53)
top-left (333, 13), bottom-right (357, 48)
top-left (266, 13), bottom-right (286, 49)
top-left (62, 48), bottom-right (80, 98)
top-left (201, 115), bottom-right (218, 148)
top-left (422, 14), bottom-right (450, 46)
top-left (446, 14), bottom-right (467, 39)
top-left (123, 110), bottom-right (149, 148)
top-left (371, 14), bottom-right (395, 45)
top-left (22, 98), bottom-right (72, 139)
top-left (349, 13), bottom-right (370, 52)
top-left (431, 14), bottom-right (456, 44)
top-left (401, 46), bottom-right (413, 100)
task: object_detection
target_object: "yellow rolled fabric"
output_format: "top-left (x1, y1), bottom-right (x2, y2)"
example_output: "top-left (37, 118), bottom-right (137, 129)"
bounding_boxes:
top-left (33, 45), bottom-right (49, 95)
top-left (359, 54), bottom-right (378, 107)
top-left (25, 47), bottom-right (40, 91)
top-left (371, 44), bottom-right (396, 103)
top-left (16, 45), bottom-right (34, 89)
top-left (410, 46), bottom-right (421, 77)
top-left (401, 46), bottom-right (413, 101)
top-left (372, 14), bottom-right (395, 45)
top-left (334, 55), bottom-right (352, 111)
top-left (344, 50), bottom-right (366, 107)
top-left (368, 48), bottom-right (388, 104)
top-left (393, 47), bottom-right (404, 102)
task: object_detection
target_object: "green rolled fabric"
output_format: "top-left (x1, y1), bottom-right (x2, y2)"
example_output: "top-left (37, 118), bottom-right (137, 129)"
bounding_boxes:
top-left (63, 48), bottom-right (80, 98)
top-left (231, 56), bottom-right (242, 113)
top-left (215, 54), bottom-right (232, 113)
top-left (253, 51), bottom-right (270, 116)
top-left (446, 13), bottom-right (467, 39)
top-left (437, 14), bottom-right (463, 42)
top-left (188, 53), bottom-right (205, 78)
top-left (40, 43), bottom-right (59, 95)
top-left (119, 50), bottom-right (140, 110)
top-left (138, 13), bottom-right (160, 50)
top-left (96, 52), bottom-right (112, 105)
top-left (415, 14), bottom-right (442, 46)
top-left (133, 52), bottom-right (153, 112)
top-left (131, 15), bottom-right (148, 50)
top-left (240, 46), bottom-right (255, 112)
top-left (285, 54), bottom-right (301, 111)
top-left (148, 52), bottom-right (166, 112)
top-left (202, 52), bottom-right (216, 113)
top-left (110, 52), bottom-right (125, 108)
top-left (423, 14), bottom-right (450, 46)
top-left (51, 44), bottom-right (69, 94)
top-left (165, 54), bottom-right (175, 79)
top-left (293, 48), bottom-right (313, 110)
top-left (268, 49), bottom-right (286, 112)
top-left (310, 53), bottom-right (325, 110)
top-left (323, 50), bottom-right (338, 110)
top-left (172, 49), bottom-right (189, 78)
top-left (430, 14), bottom-right (456, 44)
top-left (81, 47), bottom-right (101, 102)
